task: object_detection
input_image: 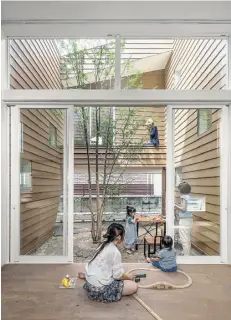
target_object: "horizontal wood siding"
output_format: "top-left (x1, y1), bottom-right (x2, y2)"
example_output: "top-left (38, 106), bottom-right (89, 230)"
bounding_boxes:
top-left (20, 109), bottom-right (64, 255)
top-left (165, 39), bottom-right (227, 255)
top-left (115, 106), bottom-right (165, 144)
top-left (74, 68), bottom-right (167, 168)
top-left (165, 39), bottom-right (227, 90)
top-left (74, 146), bottom-right (166, 168)
top-left (10, 39), bottom-right (62, 254)
top-left (73, 106), bottom-right (166, 168)
top-left (10, 39), bottom-right (61, 89)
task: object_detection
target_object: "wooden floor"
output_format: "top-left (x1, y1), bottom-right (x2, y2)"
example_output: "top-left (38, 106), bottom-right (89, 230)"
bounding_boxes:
top-left (2, 263), bottom-right (231, 320)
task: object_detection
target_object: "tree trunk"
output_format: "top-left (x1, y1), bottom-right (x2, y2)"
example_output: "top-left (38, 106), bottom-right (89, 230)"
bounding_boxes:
top-left (81, 107), bottom-right (96, 242)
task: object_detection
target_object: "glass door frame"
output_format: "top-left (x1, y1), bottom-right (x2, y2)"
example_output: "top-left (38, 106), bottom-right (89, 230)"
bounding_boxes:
top-left (166, 104), bottom-right (229, 264)
top-left (5, 89), bottom-right (231, 264)
top-left (10, 104), bottom-right (74, 263)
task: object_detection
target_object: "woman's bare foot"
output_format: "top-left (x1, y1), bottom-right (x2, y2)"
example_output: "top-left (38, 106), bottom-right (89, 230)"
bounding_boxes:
top-left (78, 272), bottom-right (86, 280)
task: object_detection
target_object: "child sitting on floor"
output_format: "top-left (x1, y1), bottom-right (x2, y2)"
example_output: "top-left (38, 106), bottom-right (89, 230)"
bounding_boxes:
top-left (147, 235), bottom-right (177, 272)
top-left (124, 206), bottom-right (138, 254)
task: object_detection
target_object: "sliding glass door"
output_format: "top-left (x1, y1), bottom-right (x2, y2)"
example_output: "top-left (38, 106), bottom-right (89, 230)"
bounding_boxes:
top-left (166, 105), bottom-right (228, 263)
top-left (10, 105), bottom-right (73, 263)
top-left (9, 102), bottom-right (229, 264)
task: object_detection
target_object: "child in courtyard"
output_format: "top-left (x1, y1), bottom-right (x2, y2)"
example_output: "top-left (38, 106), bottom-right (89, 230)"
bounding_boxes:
top-left (174, 182), bottom-right (193, 256)
top-left (147, 235), bottom-right (177, 272)
top-left (124, 206), bottom-right (138, 254)
top-left (78, 223), bottom-right (138, 303)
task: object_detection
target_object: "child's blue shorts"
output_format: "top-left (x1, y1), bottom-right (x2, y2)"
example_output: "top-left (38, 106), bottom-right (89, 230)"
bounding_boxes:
top-left (152, 261), bottom-right (177, 272)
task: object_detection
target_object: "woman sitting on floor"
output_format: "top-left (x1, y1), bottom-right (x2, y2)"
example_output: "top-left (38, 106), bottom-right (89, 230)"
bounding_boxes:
top-left (78, 223), bottom-right (138, 303)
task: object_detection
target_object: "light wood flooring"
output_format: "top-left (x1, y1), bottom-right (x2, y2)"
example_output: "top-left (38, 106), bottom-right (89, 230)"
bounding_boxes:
top-left (2, 263), bottom-right (231, 320)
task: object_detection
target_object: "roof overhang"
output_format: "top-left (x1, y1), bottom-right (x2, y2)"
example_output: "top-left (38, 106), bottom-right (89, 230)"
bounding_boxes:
top-left (62, 51), bottom-right (172, 87)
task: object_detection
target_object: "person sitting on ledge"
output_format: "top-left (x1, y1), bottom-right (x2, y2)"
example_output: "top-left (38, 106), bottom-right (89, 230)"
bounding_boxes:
top-left (144, 118), bottom-right (159, 147)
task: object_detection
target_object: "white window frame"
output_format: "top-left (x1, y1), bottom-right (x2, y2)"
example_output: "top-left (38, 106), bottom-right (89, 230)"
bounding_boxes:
top-left (4, 90), bottom-right (231, 265)
top-left (2, 32), bottom-right (231, 265)
top-left (10, 105), bottom-right (74, 264)
top-left (167, 104), bottom-right (229, 264)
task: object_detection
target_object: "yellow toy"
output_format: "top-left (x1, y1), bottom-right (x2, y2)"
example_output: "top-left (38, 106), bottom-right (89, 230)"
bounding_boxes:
top-left (61, 275), bottom-right (71, 288)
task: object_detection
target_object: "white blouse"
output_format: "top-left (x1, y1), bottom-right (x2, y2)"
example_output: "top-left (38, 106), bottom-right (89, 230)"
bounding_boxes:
top-left (85, 242), bottom-right (124, 287)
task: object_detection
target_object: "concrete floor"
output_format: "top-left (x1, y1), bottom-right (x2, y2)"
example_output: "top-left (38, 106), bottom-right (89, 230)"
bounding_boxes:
top-left (2, 263), bottom-right (231, 320)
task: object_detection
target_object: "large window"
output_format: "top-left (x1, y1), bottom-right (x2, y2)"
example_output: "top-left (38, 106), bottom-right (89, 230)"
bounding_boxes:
top-left (175, 166), bottom-right (182, 187)
top-left (20, 159), bottom-right (32, 193)
top-left (48, 123), bottom-right (57, 148)
top-left (173, 62), bottom-right (182, 89)
top-left (9, 38), bottom-right (227, 92)
top-left (197, 109), bottom-right (213, 135)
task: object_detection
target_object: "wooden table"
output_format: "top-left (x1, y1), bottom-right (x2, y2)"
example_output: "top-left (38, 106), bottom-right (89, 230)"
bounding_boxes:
top-left (135, 215), bottom-right (166, 251)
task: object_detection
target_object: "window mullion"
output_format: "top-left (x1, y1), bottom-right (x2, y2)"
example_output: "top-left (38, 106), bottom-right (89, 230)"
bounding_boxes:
top-left (115, 35), bottom-right (121, 89)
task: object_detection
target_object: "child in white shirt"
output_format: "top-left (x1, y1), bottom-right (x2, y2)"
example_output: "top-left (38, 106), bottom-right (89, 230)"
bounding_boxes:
top-left (175, 182), bottom-right (193, 256)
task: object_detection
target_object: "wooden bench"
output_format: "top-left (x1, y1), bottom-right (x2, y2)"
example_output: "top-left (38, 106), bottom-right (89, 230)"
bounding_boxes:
top-left (144, 235), bottom-right (163, 258)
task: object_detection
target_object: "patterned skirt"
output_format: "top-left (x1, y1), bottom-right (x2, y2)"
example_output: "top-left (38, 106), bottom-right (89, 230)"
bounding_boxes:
top-left (83, 280), bottom-right (124, 303)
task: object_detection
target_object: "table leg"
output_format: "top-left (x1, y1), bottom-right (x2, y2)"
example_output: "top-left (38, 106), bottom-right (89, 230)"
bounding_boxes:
top-left (136, 222), bottom-right (139, 250)
top-left (144, 237), bottom-right (146, 257)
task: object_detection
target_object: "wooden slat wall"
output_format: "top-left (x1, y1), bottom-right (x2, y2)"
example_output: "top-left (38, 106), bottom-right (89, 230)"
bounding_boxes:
top-left (74, 145), bottom-right (166, 168)
top-left (115, 105), bottom-right (166, 167)
top-left (20, 109), bottom-right (64, 255)
top-left (74, 70), bottom-right (167, 168)
top-left (9, 39), bottom-right (63, 254)
top-left (10, 39), bottom-right (61, 89)
top-left (165, 39), bottom-right (227, 90)
top-left (165, 39), bottom-right (227, 255)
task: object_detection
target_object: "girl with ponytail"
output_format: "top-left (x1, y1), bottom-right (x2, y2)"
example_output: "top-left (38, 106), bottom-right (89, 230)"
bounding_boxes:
top-left (79, 223), bottom-right (138, 303)
top-left (124, 206), bottom-right (138, 254)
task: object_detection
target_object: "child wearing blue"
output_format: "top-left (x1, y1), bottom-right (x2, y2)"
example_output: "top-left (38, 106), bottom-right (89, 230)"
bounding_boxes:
top-left (124, 206), bottom-right (138, 254)
top-left (147, 236), bottom-right (177, 272)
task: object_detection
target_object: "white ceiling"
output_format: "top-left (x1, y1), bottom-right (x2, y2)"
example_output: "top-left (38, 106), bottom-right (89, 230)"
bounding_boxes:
top-left (2, 1), bottom-right (231, 21)
top-left (2, 1), bottom-right (231, 37)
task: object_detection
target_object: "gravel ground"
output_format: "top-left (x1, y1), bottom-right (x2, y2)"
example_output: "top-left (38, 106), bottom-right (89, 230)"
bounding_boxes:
top-left (32, 221), bottom-right (199, 261)
top-left (33, 221), bottom-right (147, 262)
